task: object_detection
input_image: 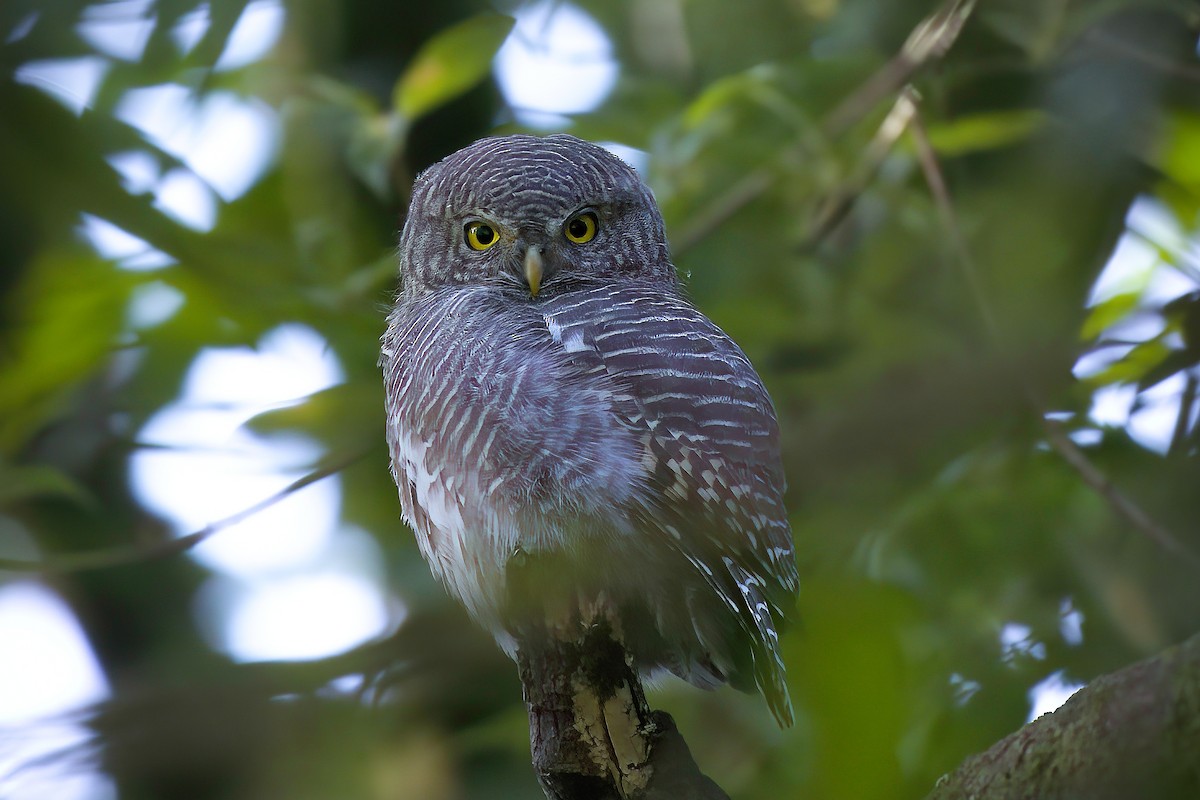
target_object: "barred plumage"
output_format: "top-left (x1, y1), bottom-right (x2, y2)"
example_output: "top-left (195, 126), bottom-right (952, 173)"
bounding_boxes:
top-left (381, 134), bottom-right (798, 725)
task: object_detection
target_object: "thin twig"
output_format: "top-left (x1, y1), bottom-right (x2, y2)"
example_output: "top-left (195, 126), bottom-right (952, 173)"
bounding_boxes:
top-left (671, 170), bottom-right (773, 255)
top-left (1040, 419), bottom-right (1200, 568)
top-left (823, 0), bottom-right (977, 136)
top-left (801, 87), bottom-right (921, 248)
top-left (907, 93), bottom-right (1002, 342)
top-left (0, 450), bottom-right (368, 575)
top-left (1085, 27), bottom-right (1200, 84)
top-left (908, 100), bottom-right (1200, 569)
top-left (1168, 373), bottom-right (1198, 458)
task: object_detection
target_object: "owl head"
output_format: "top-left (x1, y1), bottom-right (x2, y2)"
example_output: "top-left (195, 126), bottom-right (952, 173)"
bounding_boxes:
top-left (398, 134), bottom-right (675, 298)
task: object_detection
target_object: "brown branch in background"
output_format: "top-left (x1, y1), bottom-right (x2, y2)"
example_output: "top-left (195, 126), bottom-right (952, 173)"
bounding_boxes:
top-left (1040, 420), bottom-right (1200, 568)
top-left (801, 87), bottom-right (921, 248)
top-left (1085, 27), bottom-right (1200, 84)
top-left (906, 94), bottom-right (1002, 341)
top-left (907, 99), bottom-right (1200, 570)
top-left (671, 171), bottom-right (773, 256)
top-left (672, 0), bottom-right (978, 256)
top-left (822, 0), bottom-right (977, 135)
top-left (0, 450), bottom-right (367, 575)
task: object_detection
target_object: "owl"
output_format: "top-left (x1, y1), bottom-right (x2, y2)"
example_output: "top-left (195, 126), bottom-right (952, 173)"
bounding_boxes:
top-left (381, 134), bottom-right (797, 725)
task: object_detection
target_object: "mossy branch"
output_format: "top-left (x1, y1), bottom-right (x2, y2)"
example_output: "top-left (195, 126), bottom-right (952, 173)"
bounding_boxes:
top-left (926, 632), bottom-right (1200, 800)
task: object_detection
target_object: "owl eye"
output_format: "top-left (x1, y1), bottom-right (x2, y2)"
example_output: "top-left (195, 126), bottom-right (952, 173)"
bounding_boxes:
top-left (564, 212), bottom-right (598, 244)
top-left (465, 222), bottom-right (499, 251)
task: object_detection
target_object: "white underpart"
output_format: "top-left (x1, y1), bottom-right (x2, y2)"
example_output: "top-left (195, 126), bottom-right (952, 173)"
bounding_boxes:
top-left (393, 432), bottom-right (464, 566)
top-left (392, 429), bottom-right (515, 628)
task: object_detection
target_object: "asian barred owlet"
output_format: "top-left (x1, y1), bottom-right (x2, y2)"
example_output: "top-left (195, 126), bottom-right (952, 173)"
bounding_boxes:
top-left (381, 134), bottom-right (798, 725)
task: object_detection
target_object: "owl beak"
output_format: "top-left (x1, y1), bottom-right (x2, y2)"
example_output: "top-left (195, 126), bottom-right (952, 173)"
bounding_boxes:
top-left (524, 246), bottom-right (544, 298)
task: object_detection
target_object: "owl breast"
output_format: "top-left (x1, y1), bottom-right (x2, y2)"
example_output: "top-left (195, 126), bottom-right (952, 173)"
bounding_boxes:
top-left (382, 285), bottom-right (649, 634)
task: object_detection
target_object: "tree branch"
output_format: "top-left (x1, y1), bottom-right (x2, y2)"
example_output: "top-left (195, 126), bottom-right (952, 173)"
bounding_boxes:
top-left (801, 87), bottom-right (920, 249)
top-left (0, 450), bottom-right (366, 575)
top-left (509, 557), bottom-right (730, 800)
top-left (822, 0), bottom-right (977, 136)
top-left (926, 631), bottom-right (1200, 799)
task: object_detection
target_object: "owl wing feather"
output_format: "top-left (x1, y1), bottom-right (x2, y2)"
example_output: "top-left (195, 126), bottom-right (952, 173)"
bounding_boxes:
top-left (540, 282), bottom-right (798, 726)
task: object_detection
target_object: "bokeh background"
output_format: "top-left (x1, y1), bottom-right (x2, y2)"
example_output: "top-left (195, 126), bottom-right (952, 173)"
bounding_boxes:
top-left (2, 1), bottom-right (1199, 798)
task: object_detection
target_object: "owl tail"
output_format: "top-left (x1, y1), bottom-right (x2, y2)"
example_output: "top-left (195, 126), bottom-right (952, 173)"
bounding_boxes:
top-left (724, 558), bottom-right (795, 728)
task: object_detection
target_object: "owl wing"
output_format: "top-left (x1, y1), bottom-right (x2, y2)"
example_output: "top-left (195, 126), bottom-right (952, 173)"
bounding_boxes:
top-left (540, 282), bottom-right (798, 726)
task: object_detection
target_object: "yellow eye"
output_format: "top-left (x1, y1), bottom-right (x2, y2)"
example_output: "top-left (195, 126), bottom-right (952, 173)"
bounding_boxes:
top-left (564, 212), bottom-right (598, 244)
top-left (465, 222), bottom-right (499, 251)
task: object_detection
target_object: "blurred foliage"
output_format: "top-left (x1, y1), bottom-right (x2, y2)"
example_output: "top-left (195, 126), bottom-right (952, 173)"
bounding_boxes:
top-left (2, 0), bottom-right (1200, 798)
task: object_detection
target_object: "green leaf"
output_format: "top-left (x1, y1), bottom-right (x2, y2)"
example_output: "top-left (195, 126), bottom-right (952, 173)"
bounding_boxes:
top-left (244, 382), bottom-right (382, 454)
top-left (1082, 338), bottom-right (1172, 388)
top-left (1080, 290), bottom-right (1141, 341)
top-left (1158, 110), bottom-right (1200, 189)
top-left (1166, 290), bottom-right (1200, 352)
top-left (0, 464), bottom-right (93, 509)
top-left (1137, 348), bottom-right (1200, 392)
top-left (681, 67), bottom-right (774, 131)
top-left (921, 110), bottom-right (1045, 157)
top-left (393, 14), bottom-right (515, 121)
top-left (347, 111), bottom-right (407, 200)
top-left (0, 252), bottom-right (133, 454)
